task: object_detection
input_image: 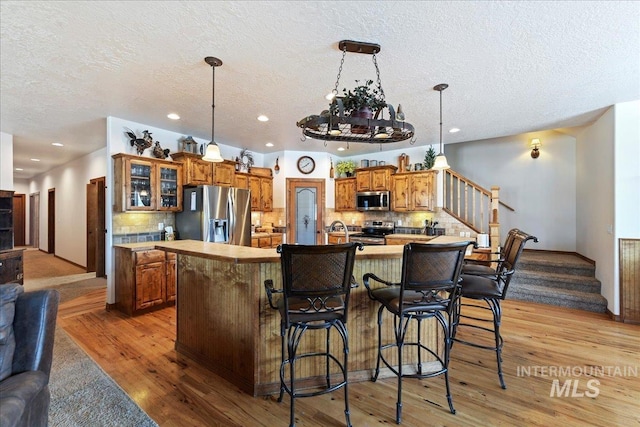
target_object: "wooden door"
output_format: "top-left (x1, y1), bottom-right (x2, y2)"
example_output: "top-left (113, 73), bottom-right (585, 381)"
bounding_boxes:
top-left (391, 174), bottom-right (410, 211)
top-left (413, 172), bottom-right (435, 211)
top-left (260, 178), bottom-right (273, 212)
top-left (86, 177), bottom-right (106, 276)
top-left (166, 253), bottom-right (177, 303)
top-left (47, 188), bottom-right (55, 254)
top-left (135, 261), bottom-right (166, 310)
top-left (335, 178), bottom-right (356, 211)
top-left (286, 178), bottom-right (325, 245)
top-left (371, 169), bottom-right (390, 191)
top-left (620, 238), bottom-right (640, 324)
top-left (29, 192), bottom-right (39, 248)
top-left (355, 171), bottom-right (371, 192)
top-left (12, 194), bottom-right (25, 246)
top-left (249, 176), bottom-right (261, 210)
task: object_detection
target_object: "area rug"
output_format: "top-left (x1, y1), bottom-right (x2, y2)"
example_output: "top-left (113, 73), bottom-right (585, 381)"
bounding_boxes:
top-left (49, 327), bottom-right (158, 426)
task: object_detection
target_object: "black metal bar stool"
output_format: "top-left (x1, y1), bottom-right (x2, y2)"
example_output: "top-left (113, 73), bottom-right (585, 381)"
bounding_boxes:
top-left (453, 229), bottom-right (538, 389)
top-left (363, 241), bottom-right (470, 424)
top-left (265, 242), bottom-right (363, 427)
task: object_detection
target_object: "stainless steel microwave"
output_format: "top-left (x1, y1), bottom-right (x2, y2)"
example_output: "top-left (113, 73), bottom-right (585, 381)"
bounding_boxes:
top-left (356, 191), bottom-right (390, 211)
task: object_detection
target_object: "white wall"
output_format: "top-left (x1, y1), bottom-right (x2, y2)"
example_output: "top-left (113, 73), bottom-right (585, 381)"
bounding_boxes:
top-left (446, 131), bottom-right (576, 251)
top-left (27, 147), bottom-right (108, 265)
top-left (0, 132), bottom-right (14, 190)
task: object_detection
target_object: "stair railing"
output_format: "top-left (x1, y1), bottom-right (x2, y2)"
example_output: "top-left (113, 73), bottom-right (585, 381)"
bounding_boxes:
top-left (442, 169), bottom-right (515, 254)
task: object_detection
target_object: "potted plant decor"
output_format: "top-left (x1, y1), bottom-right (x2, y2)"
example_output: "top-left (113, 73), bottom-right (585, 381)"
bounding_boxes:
top-left (340, 80), bottom-right (387, 134)
top-left (336, 160), bottom-right (356, 177)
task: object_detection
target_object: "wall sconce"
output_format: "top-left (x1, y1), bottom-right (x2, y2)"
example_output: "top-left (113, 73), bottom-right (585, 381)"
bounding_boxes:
top-left (530, 138), bottom-right (541, 159)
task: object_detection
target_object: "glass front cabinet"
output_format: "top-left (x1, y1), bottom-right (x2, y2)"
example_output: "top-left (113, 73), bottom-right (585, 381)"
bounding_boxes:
top-left (113, 154), bottom-right (183, 212)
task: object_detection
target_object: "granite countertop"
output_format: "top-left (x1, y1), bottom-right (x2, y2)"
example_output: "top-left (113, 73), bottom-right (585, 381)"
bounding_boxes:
top-left (386, 234), bottom-right (437, 241)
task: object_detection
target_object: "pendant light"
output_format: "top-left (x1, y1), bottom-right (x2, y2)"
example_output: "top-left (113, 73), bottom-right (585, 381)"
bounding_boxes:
top-left (432, 83), bottom-right (451, 170)
top-left (202, 56), bottom-right (224, 162)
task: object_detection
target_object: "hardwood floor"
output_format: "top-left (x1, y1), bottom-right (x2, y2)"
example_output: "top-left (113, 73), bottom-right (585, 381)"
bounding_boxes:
top-left (58, 291), bottom-right (640, 426)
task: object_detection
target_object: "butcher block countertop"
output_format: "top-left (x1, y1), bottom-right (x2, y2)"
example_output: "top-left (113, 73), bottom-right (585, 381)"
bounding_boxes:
top-left (116, 236), bottom-right (473, 264)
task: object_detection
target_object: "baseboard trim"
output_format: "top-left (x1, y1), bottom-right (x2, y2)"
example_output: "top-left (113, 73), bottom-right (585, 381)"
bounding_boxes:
top-left (606, 308), bottom-right (622, 322)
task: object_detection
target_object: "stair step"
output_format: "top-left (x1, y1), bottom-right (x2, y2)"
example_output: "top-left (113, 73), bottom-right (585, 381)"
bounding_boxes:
top-left (518, 251), bottom-right (595, 276)
top-left (512, 270), bottom-right (601, 293)
top-left (508, 283), bottom-right (607, 313)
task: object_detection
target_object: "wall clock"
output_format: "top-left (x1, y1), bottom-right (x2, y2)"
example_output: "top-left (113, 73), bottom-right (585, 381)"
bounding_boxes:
top-left (297, 156), bottom-right (315, 174)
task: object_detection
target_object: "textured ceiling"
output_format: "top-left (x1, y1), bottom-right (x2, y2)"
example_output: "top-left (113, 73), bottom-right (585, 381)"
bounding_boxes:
top-left (1, 1), bottom-right (639, 179)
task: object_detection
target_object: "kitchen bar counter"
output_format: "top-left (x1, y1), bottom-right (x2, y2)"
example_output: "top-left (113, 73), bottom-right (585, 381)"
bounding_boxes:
top-left (144, 237), bottom-right (471, 396)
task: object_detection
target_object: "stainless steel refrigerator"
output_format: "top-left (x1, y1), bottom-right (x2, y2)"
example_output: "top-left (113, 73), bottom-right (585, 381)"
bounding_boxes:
top-left (175, 186), bottom-right (251, 246)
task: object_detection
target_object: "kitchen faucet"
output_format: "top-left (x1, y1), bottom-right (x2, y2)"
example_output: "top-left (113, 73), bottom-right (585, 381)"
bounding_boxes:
top-left (329, 220), bottom-right (350, 243)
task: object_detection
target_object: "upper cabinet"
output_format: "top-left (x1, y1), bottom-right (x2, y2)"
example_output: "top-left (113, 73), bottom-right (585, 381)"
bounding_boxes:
top-left (212, 160), bottom-right (236, 186)
top-left (171, 152), bottom-right (213, 186)
top-left (112, 154), bottom-right (182, 212)
top-left (234, 172), bottom-right (250, 189)
top-left (335, 177), bottom-right (356, 211)
top-left (355, 165), bottom-right (397, 192)
top-left (391, 170), bottom-right (436, 212)
top-left (248, 167), bottom-right (273, 212)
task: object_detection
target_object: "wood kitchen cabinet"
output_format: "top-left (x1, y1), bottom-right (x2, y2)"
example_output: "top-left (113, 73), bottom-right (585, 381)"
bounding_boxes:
top-left (355, 165), bottom-right (397, 192)
top-left (212, 160), bottom-right (237, 187)
top-left (249, 175), bottom-right (273, 212)
top-left (391, 170), bottom-right (436, 212)
top-left (251, 233), bottom-right (282, 248)
top-left (335, 177), bottom-right (356, 211)
top-left (171, 152), bottom-right (213, 186)
top-left (234, 172), bottom-right (250, 189)
top-left (114, 247), bottom-right (177, 316)
top-left (112, 154), bottom-right (182, 212)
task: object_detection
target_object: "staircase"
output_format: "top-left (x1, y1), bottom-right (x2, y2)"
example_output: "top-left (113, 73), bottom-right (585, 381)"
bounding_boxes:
top-left (508, 251), bottom-right (608, 313)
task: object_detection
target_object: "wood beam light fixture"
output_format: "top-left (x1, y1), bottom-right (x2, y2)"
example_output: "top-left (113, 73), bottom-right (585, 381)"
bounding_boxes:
top-left (297, 40), bottom-right (415, 147)
top-left (202, 56), bottom-right (224, 162)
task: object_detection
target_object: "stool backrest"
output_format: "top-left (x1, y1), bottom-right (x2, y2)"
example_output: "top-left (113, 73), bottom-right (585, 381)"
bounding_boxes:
top-left (277, 242), bottom-right (362, 320)
top-left (498, 230), bottom-right (538, 297)
top-left (400, 241), bottom-right (471, 313)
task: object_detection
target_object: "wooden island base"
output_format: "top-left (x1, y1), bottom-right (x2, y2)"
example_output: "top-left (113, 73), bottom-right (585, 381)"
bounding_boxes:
top-left (156, 238), bottom-right (471, 396)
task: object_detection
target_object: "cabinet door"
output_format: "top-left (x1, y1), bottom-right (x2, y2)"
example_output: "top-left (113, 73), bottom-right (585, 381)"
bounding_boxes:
top-left (157, 164), bottom-right (183, 211)
top-left (188, 158), bottom-right (213, 185)
top-left (335, 178), bottom-right (356, 211)
top-left (261, 178), bottom-right (273, 212)
top-left (392, 175), bottom-right (410, 211)
top-left (371, 169), bottom-right (390, 191)
top-left (135, 261), bottom-right (166, 310)
top-left (213, 162), bottom-right (235, 187)
top-left (412, 172), bottom-right (435, 211)
top-left (235, 173), bottom-right (250, 189)
top-left (355, 171), bottom-right (371, 192)
top-left (249, 176), bottom-right (261, 210)
top-left (270, 234), bottom-right (282, 248)
top-left (126, 159), bottom-right (156, 211)
top-left (166, 253), bottom-right (177, 303)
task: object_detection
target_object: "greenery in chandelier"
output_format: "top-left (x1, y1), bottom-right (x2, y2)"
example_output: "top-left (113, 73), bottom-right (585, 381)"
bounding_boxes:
top-left (335, 160), bottom-right (356, 176)
top-left (339, 79), bottom-right (387, 115)
top-left (424, 145), bottom-right (437, 170)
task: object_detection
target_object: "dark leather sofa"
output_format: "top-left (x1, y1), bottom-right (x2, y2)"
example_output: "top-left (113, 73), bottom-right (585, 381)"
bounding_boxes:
top-left (0, 284), bottom-right (59, 427)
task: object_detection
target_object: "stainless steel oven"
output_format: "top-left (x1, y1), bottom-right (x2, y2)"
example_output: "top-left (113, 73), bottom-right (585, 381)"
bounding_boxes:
top-left (349, 220), bottom-right (394, 245)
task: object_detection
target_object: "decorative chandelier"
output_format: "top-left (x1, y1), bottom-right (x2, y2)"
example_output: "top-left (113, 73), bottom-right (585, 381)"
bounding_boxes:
top-left (297, 40), bottom-right (415, 144)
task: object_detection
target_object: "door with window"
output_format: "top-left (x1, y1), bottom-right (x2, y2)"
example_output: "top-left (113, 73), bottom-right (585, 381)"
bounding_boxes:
top-left (286, 179), bottom-right (325, 245)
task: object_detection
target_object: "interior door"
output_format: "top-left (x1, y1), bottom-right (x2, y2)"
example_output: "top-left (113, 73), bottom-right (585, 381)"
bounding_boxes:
top-left (286, 179), bottom-right (325, 245)
top-left (86, 177), bottom-right (106, 276)
top-left (12, 194), bottom-right (25, 247)
top-left (47, 188), bottom-right (55, 254)
top-left (30, 192), bottom-right (39, 248)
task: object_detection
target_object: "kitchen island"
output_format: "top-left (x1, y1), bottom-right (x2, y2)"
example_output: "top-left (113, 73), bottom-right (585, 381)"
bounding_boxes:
top-left (153, 237), bottom-right (471, 396)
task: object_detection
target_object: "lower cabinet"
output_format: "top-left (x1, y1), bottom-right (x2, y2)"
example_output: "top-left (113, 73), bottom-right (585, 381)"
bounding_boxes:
top-left (115, 247), bottom-right (176, 316)
top-left (0, 249), bottom-right (24, 285)
top-left (251, 233), bottom-right (282, 248)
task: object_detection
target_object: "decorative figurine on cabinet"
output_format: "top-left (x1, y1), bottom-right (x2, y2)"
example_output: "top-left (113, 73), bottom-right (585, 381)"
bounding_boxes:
top-left (124, 128), bottom-right (153, 155)
top-left (152, 141), bottom-right (170, 159)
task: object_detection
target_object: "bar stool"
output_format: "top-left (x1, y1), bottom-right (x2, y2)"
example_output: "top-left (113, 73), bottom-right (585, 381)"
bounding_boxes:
top-left (363, 241), bottom-right (469, 423)
top-left (453, 229), bottom-right (538, 389)
top-left (264, 242), bottom-right (363, 427)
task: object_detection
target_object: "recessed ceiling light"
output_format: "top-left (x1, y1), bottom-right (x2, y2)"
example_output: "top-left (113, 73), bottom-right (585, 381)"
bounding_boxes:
top-left (265, 142), bottom-right (274, 147)
top-left (15, 168), bottom-right (23, 171)
top-left (257, 115), bottom-right (269, 122)
top-left (52, 142), bottom-right (64, 147)
top-left (337, 147), bottom-right (345, 152)
top-left (31, 158), bottom-right (40, 162)
top-left (449, 128), bottom-right (460, 133)
top-left (167, 113), bottom-right (180, 120)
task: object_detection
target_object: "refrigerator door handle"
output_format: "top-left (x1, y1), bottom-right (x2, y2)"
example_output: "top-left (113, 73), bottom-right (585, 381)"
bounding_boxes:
top-left (228, 190), bottom-right (235, 244)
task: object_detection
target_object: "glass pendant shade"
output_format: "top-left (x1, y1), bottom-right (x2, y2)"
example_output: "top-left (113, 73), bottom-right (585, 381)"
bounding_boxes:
top-left (432, 153), bottom-right (450, 170)
top-left (202, 141), bottom-right (223, 162)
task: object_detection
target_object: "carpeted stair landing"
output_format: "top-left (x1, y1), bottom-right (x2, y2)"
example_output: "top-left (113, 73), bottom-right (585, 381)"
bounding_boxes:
top-left (508, 251), bottom-right (608, 313)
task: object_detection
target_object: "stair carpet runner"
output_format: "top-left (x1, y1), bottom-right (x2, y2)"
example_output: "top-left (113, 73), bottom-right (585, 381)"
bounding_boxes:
top-left (507, 251), bottom-right (607, 313)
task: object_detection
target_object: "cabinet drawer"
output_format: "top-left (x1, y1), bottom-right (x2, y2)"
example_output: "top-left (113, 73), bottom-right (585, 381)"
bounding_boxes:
top-left (259, 237), bottom-right (271, 247)
top-left (136, 250), bottom-right (166, 264)
top-left (270, 234), bottom-right (282, 246)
